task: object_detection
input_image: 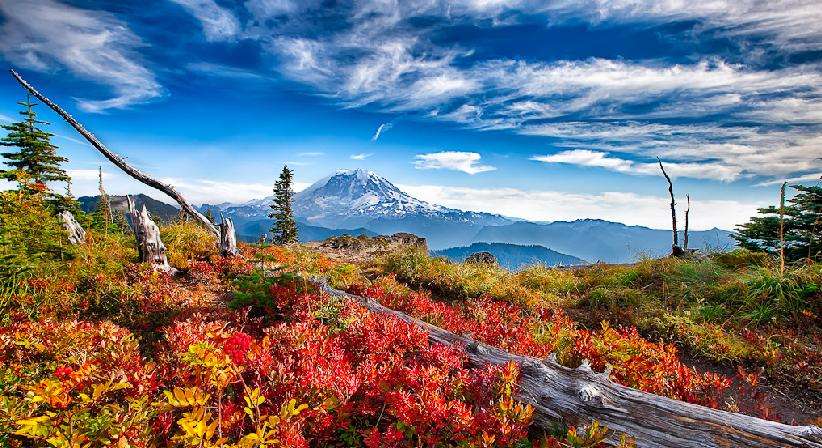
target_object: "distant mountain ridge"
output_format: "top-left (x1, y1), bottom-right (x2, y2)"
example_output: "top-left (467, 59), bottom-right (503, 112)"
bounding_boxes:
top-left (203, 169), bottom-right (512, 248)
top-left (78, 194), bottom-right (179, 222)
top-left (195, 169), bottom-right (734, 262)
top-left (472, 219), bottom-right (733, 263)
top-left (434, 243), bottom-right (586, 270)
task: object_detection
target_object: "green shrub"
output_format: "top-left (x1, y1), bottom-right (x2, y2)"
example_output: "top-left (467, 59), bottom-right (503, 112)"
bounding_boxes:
top-left (161, 220), bottom-right (218, 269)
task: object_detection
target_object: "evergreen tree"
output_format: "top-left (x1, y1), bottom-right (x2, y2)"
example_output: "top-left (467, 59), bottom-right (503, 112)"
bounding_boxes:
top-left (734, 184), bottom-right (821, 262)
top-left (204, 207), bottom-right (215, 224)
top-left (93, 166), bottom-right (116, 232)
top-left (269, 165), bottom-right (298, 244)
top-left (0, 95), bottom-right (69, 195)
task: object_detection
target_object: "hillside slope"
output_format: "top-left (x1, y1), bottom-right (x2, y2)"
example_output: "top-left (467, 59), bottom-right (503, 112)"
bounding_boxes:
top-left (78, 194), bottom-right (179, 222)
top-left (434, 242), bottom-right (585, 270)
top-left (473, 219), bottom-right (734, 263)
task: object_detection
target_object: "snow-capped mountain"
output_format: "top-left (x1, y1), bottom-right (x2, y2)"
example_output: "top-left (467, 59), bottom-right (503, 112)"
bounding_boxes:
top-left (205, 169), bottom-right (511, 233)
top-left (293, 169), bottom-right (449, 228)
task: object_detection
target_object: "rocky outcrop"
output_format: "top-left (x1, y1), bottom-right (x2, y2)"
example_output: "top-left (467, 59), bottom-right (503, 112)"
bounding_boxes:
top-left (465, 251), bottom-right (497, 265)
top-left (311, 233), bottom-right (428, 262)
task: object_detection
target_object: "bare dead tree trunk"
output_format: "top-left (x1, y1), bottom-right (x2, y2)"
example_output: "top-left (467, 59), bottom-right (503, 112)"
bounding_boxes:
top-left (779, 182), bottom-right (787, 274)
top-left (59, 211), bottom-right (85, 244)
top-left (683, 194), bottom-right (690, 250)
top-left (9, 69), bottom-right (219, 239)
top-left (657, 158), bottom-right (682, 256)
top-left (315, 280), bottom-right (822, 448)
top-left (219, 214), bottom-right (238, 256)
top-left (127, 196), bottom-right (172, 272)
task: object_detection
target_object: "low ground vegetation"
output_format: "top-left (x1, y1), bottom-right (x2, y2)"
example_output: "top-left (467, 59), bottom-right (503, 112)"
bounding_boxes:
top-left (1, 192), bottom-right (638, 447)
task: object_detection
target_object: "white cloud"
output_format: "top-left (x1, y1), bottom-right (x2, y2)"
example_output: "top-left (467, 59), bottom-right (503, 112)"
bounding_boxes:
top-left (542, 0), bottom-right (822, 52)
top-left (169, 0), bottom-right (239, 41)
top-left (756, 173), bottom-right (822, 187)
top-left (351, 153), bottom-right (374, 160)
top-left (531, 150), bottom-right (743, 181)
top-left (414, 151), bottom-right (496, 175)
top-left (257, 4), bottom-right (821, 183)
top-left (399, 183), bottom-right (765, 230)
top-left (371, 122), bottom-right (393, 141)
top-left (163, 178), bottom-right (275, 204)
top-left (0, 0), bottom-right (162, 112)
top-left (66, 169), bottom-right (110, 182)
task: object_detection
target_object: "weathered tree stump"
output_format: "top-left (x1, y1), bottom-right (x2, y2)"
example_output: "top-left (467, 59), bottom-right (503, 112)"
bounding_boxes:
top-left (126, 196), bottom-right (172, 272)
top-left (59, 210), bottom-right (85, 244)
top-left (219, 214), bottom-right (238, 256)
top-left (314, 279), bottom-right (822, 448)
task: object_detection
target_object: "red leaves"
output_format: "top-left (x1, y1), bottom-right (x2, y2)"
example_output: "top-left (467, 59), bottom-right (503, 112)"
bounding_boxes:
top-left (354, 276), bottom-right (735, 409)
top-left (223, 331), bottom-right (252, 365)
top-left (150, 277), bottom-right (534, 446)
top-left (53, 366), bottom-right (73, 381)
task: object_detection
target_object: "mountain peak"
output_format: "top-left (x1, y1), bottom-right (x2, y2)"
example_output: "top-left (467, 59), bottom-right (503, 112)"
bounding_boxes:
top-left (293, 169), bottom-right (447, 227)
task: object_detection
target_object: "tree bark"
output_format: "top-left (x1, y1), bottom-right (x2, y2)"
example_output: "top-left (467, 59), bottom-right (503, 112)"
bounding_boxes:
top-left (779, 182), bottom-right (787, 274)
top-left (684, 194), bottom-right (690, 250)
top-left (219, 214), bottom-right (238, 256)
top-left (313, 280), bottom-right (822, 448)
top-left (9, 69), bottom-right (219, 239)
top-left (127, 196), bottom-right (172, 272)
top-left (657, 158), bottom-right (682, 256)
top-left (59, 211), bottom-right (85, 245)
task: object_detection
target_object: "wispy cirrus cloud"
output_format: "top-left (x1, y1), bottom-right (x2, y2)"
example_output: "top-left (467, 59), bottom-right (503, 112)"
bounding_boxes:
top-left (351, 153), bottom-right (374, 160)
top-left (244, 1), bottom-right (821, 182)
top-left (0, 0), bottom-right (162, 112)
top-left (371, 122), bottom-right (393, 141)
top-left (414, 151), bottom-right (496, 175)
top-left (531, 150), bottom-right (742, 181)
top-left (540, 0), bottom-right (822, 52)
top-left (168, 0), bottom-right (239, 42)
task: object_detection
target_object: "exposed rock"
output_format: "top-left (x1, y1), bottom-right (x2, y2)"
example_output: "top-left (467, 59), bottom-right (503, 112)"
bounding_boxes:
top-left (465, 251), bottom-right (497, 265)
top-left (310, 232), bottom-right (428, 262)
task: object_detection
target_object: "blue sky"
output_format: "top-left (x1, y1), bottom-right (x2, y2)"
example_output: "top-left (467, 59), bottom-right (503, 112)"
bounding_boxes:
top-left (0, 0), bottom-right (820, 229)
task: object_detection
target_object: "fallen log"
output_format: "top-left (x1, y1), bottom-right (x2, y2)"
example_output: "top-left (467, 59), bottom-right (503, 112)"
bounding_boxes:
top-left (314, 280), bottom-right (822, 448)
top-left (9, 69), bottom-right (219, 239)
top-left (127, 196), bottom-right (172, 273)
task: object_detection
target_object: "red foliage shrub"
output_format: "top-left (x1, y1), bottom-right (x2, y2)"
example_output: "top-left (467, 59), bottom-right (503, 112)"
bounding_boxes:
top-left (153, 280), bottom-right (535, 446)
top-left (351, 276), bottom-right (733, 408)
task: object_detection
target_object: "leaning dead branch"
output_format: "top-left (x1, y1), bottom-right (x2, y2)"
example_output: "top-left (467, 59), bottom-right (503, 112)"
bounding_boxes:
top-left (9, 69), bottom-right (219, 239)
top-left (315, 279), bottom-right (822, 448)
top-left (657, 157), bottom-right (683, 256)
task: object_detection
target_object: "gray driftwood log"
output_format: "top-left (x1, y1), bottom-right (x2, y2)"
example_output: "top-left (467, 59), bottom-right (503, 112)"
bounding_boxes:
top-left (219, 214), bottom-right (238, 256)
top-left (314, 280), bottom-right (822, 448)
top-left (9, 69), bottom-right (221, 240)
top-left (127, 196), bottom-right (172, 272)
top-left (59, 210), bottom-right (85, 244)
